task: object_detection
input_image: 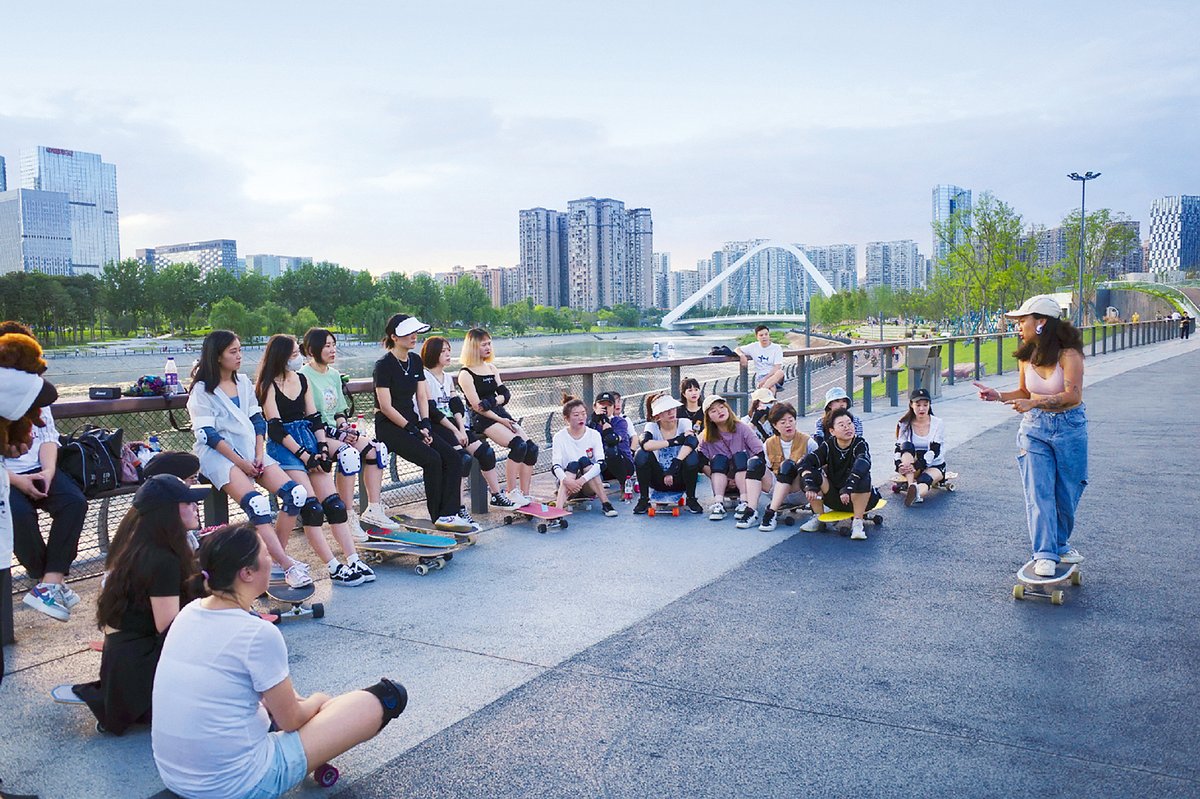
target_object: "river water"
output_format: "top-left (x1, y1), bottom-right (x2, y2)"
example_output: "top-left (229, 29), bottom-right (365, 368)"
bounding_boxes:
top-left (43, 329), bottom-right (746, 399)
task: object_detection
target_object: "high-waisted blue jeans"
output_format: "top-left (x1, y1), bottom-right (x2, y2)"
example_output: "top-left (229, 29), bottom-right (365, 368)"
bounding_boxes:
top-left (1016, 404), bottom-right (1088, 562)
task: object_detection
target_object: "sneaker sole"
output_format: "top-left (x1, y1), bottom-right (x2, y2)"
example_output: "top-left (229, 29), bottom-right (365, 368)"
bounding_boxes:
top-left (23, 595), bottom-right (69, 621)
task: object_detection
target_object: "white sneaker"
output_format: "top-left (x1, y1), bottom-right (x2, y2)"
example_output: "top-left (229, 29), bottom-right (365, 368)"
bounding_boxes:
top-left (735, 508), bottom-right (759, 529)
top-left (1034, 559), bottom-right (1057, 577)
top-left (708, 503), bottom-right (727, 521)
top-left (347, 509), bottom-right (369, 543)
top-left (24, 585), bottom-right (69, 621)
top-left (800, 516), bottom-right (824, 532)
top-left (360, 504), bottom-right (396, 530)
top-left (284, 561), bottom-right (314, 589)
top-left (506, 489), bottom-right (529, 508)
top-left (1059, 548), bottom-right (1084, 564)
top-left (56, 583), bottom-right (82, 609)
top-left (734, 501), bottom-right (748, 516)
top-left (435, 515), bottom-right (474, 533)
top-left (850, 519), bottom-right (867, 540)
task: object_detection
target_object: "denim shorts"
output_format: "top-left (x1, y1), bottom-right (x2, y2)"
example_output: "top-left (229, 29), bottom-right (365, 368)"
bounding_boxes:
top-left (244, 730), bottom-right (308, 799)
top-left (266, 421), bottom-right (319, 472)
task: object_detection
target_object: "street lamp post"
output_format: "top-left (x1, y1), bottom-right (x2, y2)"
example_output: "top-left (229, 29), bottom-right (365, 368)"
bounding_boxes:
top-left (1068, 171), bottom-right (1101, 326)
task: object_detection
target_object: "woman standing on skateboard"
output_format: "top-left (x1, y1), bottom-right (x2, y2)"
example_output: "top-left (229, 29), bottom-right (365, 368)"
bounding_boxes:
top-left (632, 392), bottom-right (703, 515)
top-left (70, 475), bottom-right (208, 735)
top-left (458, 327), bottom-right (537, 507)
top-left (373, 315), bottom-right (471, 532)
top-left (187, 331), bottom-right (312, 588)
top-left (976, 295), bottom-right (1087, 578)
top-left (893, 388), bottom-right (946, 507)
top-left (551, 396), bottom-right (618, 516)
top-left (152, 524), bottom-right (408, 799)
top-left (798, 408), bottom-right (881, 540)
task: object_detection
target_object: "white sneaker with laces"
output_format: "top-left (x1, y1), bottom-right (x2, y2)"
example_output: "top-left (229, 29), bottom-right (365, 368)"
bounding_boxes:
top-left (1034, 559), bottom-right (1057, 577)
top-left (56, 583), bottom-right (82, 609)
top-left (735, 509), bottom-right (758, 529)
top-left (800, 516), bottom-right (824, 532)
top-left (284, 561), bottom-right (314, 589)
top-left (23, 585), bottom-right (69, 621)
top-left (360, 504), bottom-right (396, 531)
top-left (850, 519), bottom-right (867, 540)
top-left (350, 558), bottom-right (377, 582)
top-left (708, 503), bottom-right (727, 521)
top-left (1059, 548), bottom-right (1084, 564)
top-left (435, 515), bottom-right (474, 533)
top-left (506, 489), bottom-right (529, 508)
top-left (329, 563), bottom-right (366, 587)
top-left (346, 509), bottom-right (370, 543)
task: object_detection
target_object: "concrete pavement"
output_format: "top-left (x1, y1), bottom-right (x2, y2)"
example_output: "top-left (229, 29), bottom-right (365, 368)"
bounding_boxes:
top-left (1, 333), bottom-right (1197, 798)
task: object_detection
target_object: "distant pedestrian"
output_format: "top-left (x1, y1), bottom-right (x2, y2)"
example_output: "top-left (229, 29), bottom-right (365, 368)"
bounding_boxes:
top-left (975, 295), bottom-right (1087, 577)
top-left (1180, 313), bottom-right (1191, 340)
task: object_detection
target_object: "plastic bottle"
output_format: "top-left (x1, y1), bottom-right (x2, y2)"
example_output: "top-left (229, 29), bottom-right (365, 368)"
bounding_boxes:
top-left (623, 476), bottom-right (634, 501)
top-left (164, 357), bottom-right (179, 396)
top-left (148, 435), bottom-right (161, 452)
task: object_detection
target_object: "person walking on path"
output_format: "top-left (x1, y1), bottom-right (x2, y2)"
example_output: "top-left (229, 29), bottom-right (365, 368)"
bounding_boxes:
top-left (975, 295), bottom-right (1087, 577)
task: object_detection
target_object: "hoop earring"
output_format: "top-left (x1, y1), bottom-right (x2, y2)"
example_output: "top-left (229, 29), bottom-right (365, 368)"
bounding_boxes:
top-left (1035, 322), bottom-right (1045, 335)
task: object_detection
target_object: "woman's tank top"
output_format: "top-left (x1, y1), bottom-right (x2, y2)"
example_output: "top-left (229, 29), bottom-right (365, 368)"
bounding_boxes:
top-left (1024, 363), bottom-right (1064, 395)
top-left (463, 367), bottom-right (499, 401)
top-left (274, 374), bottom-right (309, 422)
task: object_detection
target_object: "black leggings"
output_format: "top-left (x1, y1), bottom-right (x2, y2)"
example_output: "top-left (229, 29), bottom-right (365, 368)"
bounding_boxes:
top-left (601, 452), bottom-right (634, 485)
top-left (377, 418), bottom-right (463, 521)
top-left (634, 449), bottom-right (700, 499)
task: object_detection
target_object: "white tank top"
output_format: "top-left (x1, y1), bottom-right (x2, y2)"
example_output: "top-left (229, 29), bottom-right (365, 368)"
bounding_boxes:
top-left (1024, 363), bottom-right (1064, 395)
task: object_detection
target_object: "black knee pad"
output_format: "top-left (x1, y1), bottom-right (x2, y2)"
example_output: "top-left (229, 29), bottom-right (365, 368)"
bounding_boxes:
top-left (565, 460), bottom-right (582, 475)
top-left (363, 677), bottom-right (408, 731)
top-left (458, 448), bottom-right (474, 473)
top-left (634, 449), bottom-right (653, 469)
top-left (683, 452), bottom-right (700, 471)
top-left (300, 496), bottom-right (325, 526)
top-left (474, 441), bottom-right (497, 471)
top-left (321, 494), bottom-right (348, 524)
top-left (777, 459), bottom-right (799, 483)
top-left (575, 456), bottom-right (594, 471)
top-left (682, 434), bottom-right (699, 450)
top-left (522, 440), bottom-right (539, 466)
top-left (746, 455), bottom-right (766, 481)
top-left (917, 472), bottom-right (934, 487)
top-left (846, 457), bottom-right (871, 493)
top-left (710, 454), bottom-right (730, 474)
top-left (899, 441), bottom-right (917, 456)
top-left (508, 437), bottom-right (528, 462)
top-left (732, 451), bottom-right (749, 473)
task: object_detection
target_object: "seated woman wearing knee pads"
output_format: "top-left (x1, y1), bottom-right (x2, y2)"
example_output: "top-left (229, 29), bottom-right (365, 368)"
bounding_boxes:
top-left (798, 407), bottom-right (881, 541)
top-left (187, 331), bottom-right (312, 588)
top-left (457, 327), bottom-right (536, 506)
top-left (894, 388), bottom-right (947, 507)
top-left (633, 392), bottom-right (703, 515)
top-left (300, 327), bottom-right (389, 540)
top-left (551, 396), bottom-right (617, 517)
top-left (698, 395), bottom-right (764, 523)
top-left (258, 334), bottom-right (371, 588)
top-left (152, 525), bottom-right (406, 799)
top-left (755, 402), bottom-right (816, 532)
top-left (422, 336), bottom-right (512, 522)
top-left (373, 315), bottom-right (471, 532)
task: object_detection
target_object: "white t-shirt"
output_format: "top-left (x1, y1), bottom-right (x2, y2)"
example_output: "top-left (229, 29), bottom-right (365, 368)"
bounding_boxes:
top-left (152, 601), bottom-right (292, 799)
top-left (424, 368), bottom-right (458, 419)
top-left (552, 426), bottom-right (604, 472)
top-left (741, 342), bottom-right (784, 385)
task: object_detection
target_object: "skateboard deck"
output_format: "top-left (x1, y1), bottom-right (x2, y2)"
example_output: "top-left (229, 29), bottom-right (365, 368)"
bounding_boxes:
top-left (368, 525), bottom-right (459, 549)
top-left (390, 513), bottom-right (480, 545)
top-left (262, 581), bottom-right (323, 621)
top-left (776, 501), bottom-right (811, 526)
top-left (503, 500), bottom-right (571, 533)
top-left (357, 539), bottom-right (458, 575)
top-left (1013, 560), bottom-right (1081, 605)
top-left (51, 684), bottom-right (85, 704)
top-left (891, 471), bottom-right (959, 494)
top-left (647, 490), bottom-right (684, 517)
top-left (818, 498), bottom-right (887, 526)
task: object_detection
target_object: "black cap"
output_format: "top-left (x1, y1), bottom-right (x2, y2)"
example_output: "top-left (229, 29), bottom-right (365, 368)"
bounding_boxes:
top-left (143, 451), bottom-right (201, 481)
top-left (910, 388), bottom-right (931, 402)
top-left (132, 474), bottom-right (210, 511)
top-left (595, 392), bottom-right (616, 405)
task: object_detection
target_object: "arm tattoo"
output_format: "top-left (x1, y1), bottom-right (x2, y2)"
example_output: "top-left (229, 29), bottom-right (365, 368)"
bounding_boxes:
top-left (1038, 377), bottom-right (1079, 410)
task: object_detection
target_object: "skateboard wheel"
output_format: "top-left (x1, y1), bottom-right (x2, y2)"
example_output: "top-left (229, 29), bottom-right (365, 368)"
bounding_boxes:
top-left (1012, 585), bottom-right (1025, 600)
top-left (314, 763), bottom-right (340, 787)
top-left (1070, 571), bottom-right (1081, 586)
top-left (891, 484), bottom-right (902, 494)
top-left (444, 552), bottom-right (454, 561)
top-left (648, 507), bottom-right (656, 517)
top-left (783, 516), bottom-right (794, 526)
top-left (1051, 590), bottom-right (1064, 605)
top-left (872, 515), bottom-right (883, 527)
top-left (433, 558), bottom-right (446, 570)
top-left (311, 603), bottom-right (325, 620)
top-left (559, 519), bottom-right (568, 529)
top-left (945, 484), bottom-right (956, 492)
top-left (415, 564), bottom-right (430, 576)
top-left (537, 523), bottom-right (548, 534)
top-left (504, 516), bottom-right (514, 525)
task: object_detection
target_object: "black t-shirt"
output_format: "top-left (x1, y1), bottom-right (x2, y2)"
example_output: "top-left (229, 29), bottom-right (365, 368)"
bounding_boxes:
top-left (374, 351), bottom-right (424, 426)
top-left (118, 545), bottom-right (186, 637)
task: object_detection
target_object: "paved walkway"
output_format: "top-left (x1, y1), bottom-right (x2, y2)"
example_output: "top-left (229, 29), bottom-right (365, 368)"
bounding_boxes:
top-left (1, 334), bottom-right (1197, 798)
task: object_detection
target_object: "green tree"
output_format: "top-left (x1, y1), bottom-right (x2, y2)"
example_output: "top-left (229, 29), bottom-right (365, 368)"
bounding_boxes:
top-left (100, 259), bottom-right (152, 335)
top-left (292, 307), bottom-right (320, 338)
top-left (209, 298), bottom-right (262, 341)
top-left (152, 263), bottom-right (204, 333)
top-left (259, 301), bottom-right (292, 337)
top-left (407, 274), bottom-right (447, 327)
top-left (446, 276), bottom-right (493, 327)
top-left (274, 262), bottom-right (373, 321)
top-left (1060, 209), bottom-right (1140, 324)
top-left (201, 269), bottom-right (241, 315)
top-left (379, 272), bottom-right (413, 304)
top-left (611, 304), bottom-right (641, 327)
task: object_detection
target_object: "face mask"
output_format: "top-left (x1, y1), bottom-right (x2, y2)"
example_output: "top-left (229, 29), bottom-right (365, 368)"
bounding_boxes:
top-left (287, 356), bottom-right (305, 372)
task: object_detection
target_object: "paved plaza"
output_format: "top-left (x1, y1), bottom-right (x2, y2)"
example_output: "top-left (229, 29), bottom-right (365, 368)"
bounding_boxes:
top-left (2, 335), bottom-right (1197, 798)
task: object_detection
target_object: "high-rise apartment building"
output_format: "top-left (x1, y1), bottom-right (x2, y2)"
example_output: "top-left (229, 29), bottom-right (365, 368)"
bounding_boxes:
top-left (245, 254), bottom-right (312, 278)
top-left (139, 240), bottom-right (239, 276)
top-left (1147, 195), bottom-right (1200, 273)
top-left (502, 266), bottom-right (523, 307)
top-left (865, 240), bottom-right (924, 291)
top-left (20, 146), bottom-right (119, 275)
top-left (651, 252), bottom-right (671, 309)
top-left (518, 208), bottom-right (568, 306)
top-left (668, 268), bottom-right (701, 308)
top-left (932, 184), bottom-right (972, 267)
top-left (803, 244), bottom-right (858, 292)
top-left (567, 197), bottom-right (626, 311)
top-left (626, 207), bottom-right (653, 308)
top-left (0, 189), bottom-right (73, 276)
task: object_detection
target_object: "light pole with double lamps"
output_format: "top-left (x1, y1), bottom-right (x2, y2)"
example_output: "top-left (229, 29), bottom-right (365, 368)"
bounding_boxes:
top-left (1068, 171), bottom-right (1100, 325)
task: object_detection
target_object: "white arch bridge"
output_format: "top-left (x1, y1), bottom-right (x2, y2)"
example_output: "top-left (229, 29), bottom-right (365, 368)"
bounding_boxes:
top-left (661, 241), bottom-right (837, 330)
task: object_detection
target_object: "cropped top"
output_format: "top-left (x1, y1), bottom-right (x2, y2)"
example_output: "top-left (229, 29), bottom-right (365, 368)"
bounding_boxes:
top-left (1024, 363), bottom-right (1064, 395)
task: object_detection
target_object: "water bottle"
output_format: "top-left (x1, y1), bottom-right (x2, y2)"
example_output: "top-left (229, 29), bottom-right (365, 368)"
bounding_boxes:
top-left (164, 357), bottom-right (179, 396)
top-left (623, 477), bottom-right (634, 501)
top-left (148, 435), bottom-right (161, 452)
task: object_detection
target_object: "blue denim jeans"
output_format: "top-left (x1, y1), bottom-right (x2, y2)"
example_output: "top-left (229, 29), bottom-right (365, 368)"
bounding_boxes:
top-left (1016, 404), bottom-right (1088, 562)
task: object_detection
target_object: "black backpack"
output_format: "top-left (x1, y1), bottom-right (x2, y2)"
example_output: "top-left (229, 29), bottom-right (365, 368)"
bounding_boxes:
top-left (59, 426), bottom-right (123, 497)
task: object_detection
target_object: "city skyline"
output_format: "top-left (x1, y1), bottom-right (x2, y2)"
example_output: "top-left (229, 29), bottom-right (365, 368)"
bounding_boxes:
top-left (1, 3), bottom-right (1197, 276)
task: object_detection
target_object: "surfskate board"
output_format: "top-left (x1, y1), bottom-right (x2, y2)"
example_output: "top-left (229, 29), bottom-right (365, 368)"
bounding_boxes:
top-left (817, 498), bottom-right (887, 528)
top-left (357, 539), bottom-right (459, 576)
top-left (502, 500), bottom-right (571, 534)
top-left (261, 580), bottom-right (322, 621)
top-left (891, 471), bottom-right (959, 498)
top-left (646, 490), bottom-right (685, 517)
top-left (1013, 559), bottom-right (1081, 605)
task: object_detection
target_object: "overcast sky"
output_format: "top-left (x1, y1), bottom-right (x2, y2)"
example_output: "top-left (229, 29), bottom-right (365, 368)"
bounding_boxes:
top-left (2, 1), bottom-right (1197, 277)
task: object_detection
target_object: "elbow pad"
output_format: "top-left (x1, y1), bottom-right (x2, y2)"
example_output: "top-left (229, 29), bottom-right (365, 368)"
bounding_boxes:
top-left (929, 442), bottom-right (942, 456)
top-left (640, 431), bottom-right (654, 447)
top-left (197, 426), bottom-right (224, 448)
top-left (602, 429), bottom-right (620, 448)
top-left (266, 417), bottom-right (288, 444)
top-left (496, 384), bottom-right (511, 405)
top-left (250, 412), bottom-right (267, 436)
top-left (306, 412), bottom-right (324, 434)
top-left (448, 396), bottom-right (466, 417)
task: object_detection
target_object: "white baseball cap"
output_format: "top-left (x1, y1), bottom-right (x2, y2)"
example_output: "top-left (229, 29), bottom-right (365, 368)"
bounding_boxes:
top-left (650, 394), bottom-right (682, 417)
top-left (393, 316), bottom-right (431, 337)
top-left (750, 387), bottom-right (777, 405)
top-left (0, 368), bottom-right (56, 420)
top-left (1004, 295), bottom-right (1063, 319)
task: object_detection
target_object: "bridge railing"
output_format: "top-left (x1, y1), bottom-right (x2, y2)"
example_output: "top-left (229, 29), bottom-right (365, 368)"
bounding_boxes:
top-left (8, 318), bottom-right (1181, 597)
